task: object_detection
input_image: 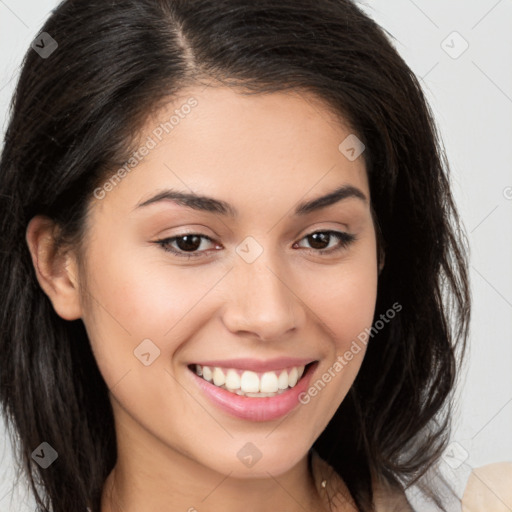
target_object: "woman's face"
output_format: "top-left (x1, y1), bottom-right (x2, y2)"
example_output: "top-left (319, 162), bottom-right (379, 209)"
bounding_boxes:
top-left (76, 86), bottom-right (378, 478)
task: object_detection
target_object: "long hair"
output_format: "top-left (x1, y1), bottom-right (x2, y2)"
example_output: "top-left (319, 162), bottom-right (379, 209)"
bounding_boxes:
top-left (0, 1), bottom-right (470, 510)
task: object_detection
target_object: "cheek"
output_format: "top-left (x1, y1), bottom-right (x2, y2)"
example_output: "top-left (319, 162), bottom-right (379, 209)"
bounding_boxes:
top-left (300, 247), bottom-right (379, 349)
top-left (79, 236), bottom-right (228, 383)
top-left (316, 266), bottom-right (377, 362)
top-left (294, 241), bottom-right (378, 413)
top-left (323, 266), bottom-right (377, 343)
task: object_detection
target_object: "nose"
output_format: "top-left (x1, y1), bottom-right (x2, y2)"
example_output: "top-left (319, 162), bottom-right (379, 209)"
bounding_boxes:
top-left (221, 252), bottom-right (304, 341)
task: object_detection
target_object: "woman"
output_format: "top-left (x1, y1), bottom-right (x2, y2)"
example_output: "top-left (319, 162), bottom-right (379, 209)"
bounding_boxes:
top-left (0, 1), bottom-right (472, 510)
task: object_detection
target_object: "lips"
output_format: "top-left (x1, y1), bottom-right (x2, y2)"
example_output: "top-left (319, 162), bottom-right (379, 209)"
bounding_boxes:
top-left (186, 359), bottom-right (319, 422)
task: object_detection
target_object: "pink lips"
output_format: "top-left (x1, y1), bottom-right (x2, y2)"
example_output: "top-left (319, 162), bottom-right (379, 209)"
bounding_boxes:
top-left (188, 360), bottom-right (318, 422)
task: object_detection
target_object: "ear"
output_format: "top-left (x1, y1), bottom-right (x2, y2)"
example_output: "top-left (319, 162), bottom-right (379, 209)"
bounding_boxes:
top-left (378, 245), bottom-right (385, 274)
top-left (25, 215), bottom-right (82, 321)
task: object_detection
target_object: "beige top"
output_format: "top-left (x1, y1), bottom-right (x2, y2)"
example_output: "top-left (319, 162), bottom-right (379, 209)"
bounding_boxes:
top-left (461, 462), bottom-right (512, 511)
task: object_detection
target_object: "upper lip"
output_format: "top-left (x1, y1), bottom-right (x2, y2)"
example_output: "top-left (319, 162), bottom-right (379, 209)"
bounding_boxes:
top-left (190, 357), bottom-right (316, 373)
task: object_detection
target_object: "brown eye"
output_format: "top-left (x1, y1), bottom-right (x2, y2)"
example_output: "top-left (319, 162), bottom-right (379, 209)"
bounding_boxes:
top-left (306, 232), bottom-right (331, 250)
top-left (155, 234), bottom-right (219, 258)
top-left (173, 235), bottom-right (202, 252)
top-left (294, 231), bottom-right (356, 254)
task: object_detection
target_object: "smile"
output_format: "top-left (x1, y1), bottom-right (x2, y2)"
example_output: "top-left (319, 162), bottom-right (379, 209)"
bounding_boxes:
top-left (187, 360), bottom-right (318, 421)
top-left (191, 364), bottom-right (308, 397)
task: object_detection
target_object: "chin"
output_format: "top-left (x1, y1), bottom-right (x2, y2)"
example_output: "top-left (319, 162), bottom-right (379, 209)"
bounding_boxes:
top-left (200, 439), bottom-right (312, 479)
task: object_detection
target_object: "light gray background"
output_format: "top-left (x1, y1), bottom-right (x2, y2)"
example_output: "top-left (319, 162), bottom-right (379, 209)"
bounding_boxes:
top-left (1, 1), bottom-right (511, 511)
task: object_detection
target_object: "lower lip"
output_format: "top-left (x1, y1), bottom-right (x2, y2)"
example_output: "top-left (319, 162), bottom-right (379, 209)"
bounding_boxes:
top-left (189, 362), bottom-right (318, 422)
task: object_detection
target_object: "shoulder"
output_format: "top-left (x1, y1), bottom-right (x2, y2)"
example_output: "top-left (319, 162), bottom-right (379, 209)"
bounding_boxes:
top-left (461, 461), bottom-right (512, 512)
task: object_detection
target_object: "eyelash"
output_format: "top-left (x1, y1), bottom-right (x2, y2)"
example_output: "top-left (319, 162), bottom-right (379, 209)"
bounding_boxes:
top-left (154, 230), bottom-right (357, 259)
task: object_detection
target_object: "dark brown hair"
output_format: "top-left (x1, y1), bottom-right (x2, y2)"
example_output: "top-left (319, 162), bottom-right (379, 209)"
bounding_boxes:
top-left (0, 1), bottom-right (470, 510)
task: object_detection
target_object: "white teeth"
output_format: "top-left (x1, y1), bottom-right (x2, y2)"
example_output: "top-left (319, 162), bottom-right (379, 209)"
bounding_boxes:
top-left (193, 363), bottom-right (309, 397)
top-left (288, 367), bottom-right (298, 387)
top-left (212, 367), bottom-right (226, 386)
top-left (202, 366), bottom-right (213, 382)
top-left (240, 371), bottom-right (260, 393)
top-left (225, 369), bottom-right (241, 390)
top-left (260, 371), bottom-right (279, 393)
top-left (277, 370), bottom-right (288, 389)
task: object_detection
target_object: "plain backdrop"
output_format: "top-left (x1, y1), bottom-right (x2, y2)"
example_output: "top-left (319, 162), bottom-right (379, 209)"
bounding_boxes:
top-left (1, 1), bottom-right (511, 511)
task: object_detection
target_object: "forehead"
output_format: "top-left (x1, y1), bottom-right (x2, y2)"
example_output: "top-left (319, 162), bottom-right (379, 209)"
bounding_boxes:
top-left (90, 86), bottom-right (370, 222)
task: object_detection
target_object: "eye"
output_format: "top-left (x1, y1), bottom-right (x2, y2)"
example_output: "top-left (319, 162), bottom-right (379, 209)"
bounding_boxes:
top-left (293, 230), bottom-right (357, 255)
top-left (154, 230), bottom-right (356, 259)
top-left (155, 233), bottom-right (220, 259)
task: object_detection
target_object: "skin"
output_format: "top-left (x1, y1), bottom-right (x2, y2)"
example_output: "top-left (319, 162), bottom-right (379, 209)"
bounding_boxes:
top-left (26, 85), bottom-right (383, 512)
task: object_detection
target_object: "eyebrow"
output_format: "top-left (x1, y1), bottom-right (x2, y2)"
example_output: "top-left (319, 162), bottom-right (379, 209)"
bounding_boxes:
top-left (134, 184), bottom-right (367, 216)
